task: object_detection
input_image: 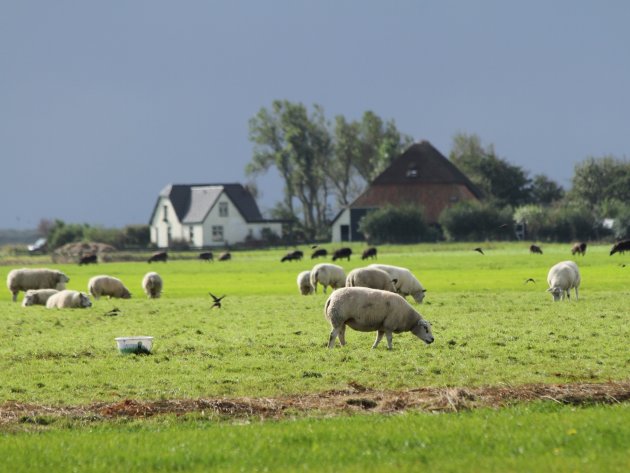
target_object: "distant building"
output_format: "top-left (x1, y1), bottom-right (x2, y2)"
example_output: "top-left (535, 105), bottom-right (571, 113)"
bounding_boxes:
top-left (149, 183), bottom-right (283, 248)
top-left (331, 141), bottom-right (483, 242)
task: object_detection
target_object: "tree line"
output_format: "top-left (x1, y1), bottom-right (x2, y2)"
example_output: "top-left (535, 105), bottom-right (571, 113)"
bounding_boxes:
top-left (246, 101), bottom-right (630, 242)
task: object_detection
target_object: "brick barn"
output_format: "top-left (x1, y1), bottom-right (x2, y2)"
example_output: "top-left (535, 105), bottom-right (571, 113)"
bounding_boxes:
top-left (331, 140), bottom-right (483, 242)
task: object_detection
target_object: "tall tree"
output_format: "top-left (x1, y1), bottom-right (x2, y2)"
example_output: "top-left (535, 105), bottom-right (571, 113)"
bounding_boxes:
top-left (449, 133), bottom-right (531, 207)
top-left (354, 111), bottom-right (413, 182)
top-left (568, 155), bottom-right (630, 212)
top-left (529, 174), bottom-right (564, 205)
top-left (246, 100), bottom-right (331, 238)
top-left (326, 116), bottom-right (364, 206)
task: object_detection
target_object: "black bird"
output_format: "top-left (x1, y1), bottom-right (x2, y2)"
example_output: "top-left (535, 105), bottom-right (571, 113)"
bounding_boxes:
top-left (209, 292), bottom-right (225, 309)
top-left (524, 278), bottom-right (536, 284)
top-left (103, 307), bottom-right (121, 317)
top-left (474, 247), bottom-right (484, 255)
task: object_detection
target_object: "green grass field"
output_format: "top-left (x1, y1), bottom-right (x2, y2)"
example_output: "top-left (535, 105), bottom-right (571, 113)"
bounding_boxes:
top-left (1, 242), bottom-right (629, 471)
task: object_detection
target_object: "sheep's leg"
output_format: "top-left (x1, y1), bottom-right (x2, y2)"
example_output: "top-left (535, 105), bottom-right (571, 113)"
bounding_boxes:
top-left (385, 332), bottom-right (393, 350)
top-left (328, 327), bottom-right (341, 348)
top-left (12, 292), bottom-right (17, 302)
top-left (575, 287), bottom-right (579, 300)
top-left (372, 331), bottom-right (384, 349)
top-left (339, 325), bottom-right (347, 346)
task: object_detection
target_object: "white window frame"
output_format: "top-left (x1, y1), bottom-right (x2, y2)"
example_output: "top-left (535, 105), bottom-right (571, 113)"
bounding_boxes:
top-left (219, 202), bottom-right (229, 217)
top-left (212, 225), bottom-right (224, 241)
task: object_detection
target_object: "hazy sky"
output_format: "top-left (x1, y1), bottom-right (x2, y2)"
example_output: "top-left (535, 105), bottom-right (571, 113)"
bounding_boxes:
top-left (1, 1), bottom-right (628, 229)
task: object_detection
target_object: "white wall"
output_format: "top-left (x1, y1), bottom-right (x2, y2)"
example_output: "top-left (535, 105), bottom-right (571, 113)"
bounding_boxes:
top-left (331, 208), bottom-right (350, 243)
top-left (150, 197), bottom-right (181, 248)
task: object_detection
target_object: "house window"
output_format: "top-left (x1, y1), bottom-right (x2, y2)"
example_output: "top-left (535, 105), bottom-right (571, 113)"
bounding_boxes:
top-left (406, 166), bottom-right (418, 178)
top-left (219, 202), bottom-right (228, 217)
top-left (189, 226), bottom-right (194, 242)
top-left (212, 225), bottom-right (224, 241)
top-left (162, 205), bottom-right (169, 222)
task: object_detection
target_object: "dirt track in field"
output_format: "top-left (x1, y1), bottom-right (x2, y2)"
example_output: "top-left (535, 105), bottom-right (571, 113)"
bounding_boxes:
top-left (2, 380), bottom-right (630, 427)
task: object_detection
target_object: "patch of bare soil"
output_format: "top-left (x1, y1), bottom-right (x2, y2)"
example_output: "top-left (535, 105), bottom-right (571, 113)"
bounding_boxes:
top-left (2, 381), bottom-right (630, 427)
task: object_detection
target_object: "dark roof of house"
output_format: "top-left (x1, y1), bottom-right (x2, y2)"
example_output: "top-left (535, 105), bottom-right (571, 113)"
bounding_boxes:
top-left (153, 183), bottom-right (271, 224)
top-left (370, 140), bottom-right (483, 198)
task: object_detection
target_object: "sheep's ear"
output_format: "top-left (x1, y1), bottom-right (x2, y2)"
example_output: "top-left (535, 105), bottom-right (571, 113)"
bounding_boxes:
top-left (422, 289), bottom-right (427, 293)
top-left (546, 288), bottom-right (552, 292)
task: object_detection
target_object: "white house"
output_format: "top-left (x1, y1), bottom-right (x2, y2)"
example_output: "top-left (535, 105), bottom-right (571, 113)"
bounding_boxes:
top-left (149, 183), bottom-right (283, 248)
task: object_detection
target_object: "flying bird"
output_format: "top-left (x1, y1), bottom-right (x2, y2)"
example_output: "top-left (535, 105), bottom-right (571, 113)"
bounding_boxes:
top-left (103, 307), bottom-right (121, 316)
top-left (209, 292), bottom-right (225, 309)
top-left (524, 278), bottom-right (536, 284)
top-left (473, 247), bottom-right (485, 255)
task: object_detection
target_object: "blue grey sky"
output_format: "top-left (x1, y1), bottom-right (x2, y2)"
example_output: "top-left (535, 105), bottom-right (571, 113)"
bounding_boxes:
top-left (1, 1), bottom-right (628, 229)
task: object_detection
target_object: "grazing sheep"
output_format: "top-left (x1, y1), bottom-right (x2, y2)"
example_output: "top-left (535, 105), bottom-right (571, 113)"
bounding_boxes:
top-left (88, 275), bottom-right (132, 300)
top-left (547, 261), bottom-right (581, 301)
top-left (297, 270), bottom-right (314, 295)
top-left (610, 239), bottom-right (630, 256)
top-left (148, 251), bottom-right (168, 263)
top-left (571, 242), bottom-right (587, 256)
top-left (199, 251), bottom-right (214, 262)
top-left (332, 247), bottom-right (352, 261)
top-left (142, 272), bottom-right (163, 299)
top-left (6, 268), bottom-right (69, 302)
top-left (22, 289), bottom-right (59, 307)
top-left (281, 250), bottom-right (303, 262)
top-left (218, 251), bottom-right (231, 261)
top-left (324, 287), bottom-right (434, 349)
top-left (310, 263), bottom-right (346, 294)
top-left (368, 264), bottom-right (426, 303)
top-left (529, 244), bottom-right (543, 255)
top-left (46, 290), bottom-right (92, 309)
top-left (345, 267), bottom-right (397, 292)
top-left (311, 248), bottom-right (327, 259)
top-left (78, 253), bottom-right (98, 265)
top-left (361, 247), bottom-right (378, 260)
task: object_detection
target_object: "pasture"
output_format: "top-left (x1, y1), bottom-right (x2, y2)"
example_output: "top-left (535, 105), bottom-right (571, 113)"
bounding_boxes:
top-left (1, 242), bottom-right (629, 471)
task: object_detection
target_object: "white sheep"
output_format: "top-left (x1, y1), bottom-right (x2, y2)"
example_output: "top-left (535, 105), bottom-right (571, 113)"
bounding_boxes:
top-left (142, 272), bottom-right (163, 299)
top-left (368, 264), bottom-right (426, 303)
top-left (310, 263), bottom-right (346, 294)
top-left (297, 270), bottom-right (314, 295)
top-left (88, 275), bottom-right (132, 300)
top-left (547, 261), bottom-right (581, 301)
top-left (22, 289), bottom-right (59, 307)
top-left (345, 267), bottom-right (397, 292)
top-left (324, 287), bottom-right (434, 349)
top-left (46, 290), bottom-right (92, 309)
top-left (6, 268), bottom-right (69, 302)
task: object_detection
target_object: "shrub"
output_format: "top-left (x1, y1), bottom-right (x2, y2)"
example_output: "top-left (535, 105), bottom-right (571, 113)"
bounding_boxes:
top-left (358, 205), bottom-right (435, 244)
top-left (439, 202), bottom-right (513, 241)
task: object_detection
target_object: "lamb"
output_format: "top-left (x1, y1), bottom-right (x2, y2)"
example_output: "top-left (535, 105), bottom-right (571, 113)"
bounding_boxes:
top-left (148, 251), bottom-right (168, 263)
top-left (332, 247), bottom-right (352, 261)
top-left (218, 251), bottom-right (231, 261)
top-left (547, 261), bottom-right (581, 301)
top-left (142, 272), bottom-right (163, 299)
top-left (297, 270), bottom-right (314, 295)
top-left (22, 289), bottom-right (59, 307)
top-left (46, 290), bottom-right (92, 309)
top-left (199, 251), bottom-right (214, 262)
top-left (361, 247), bottom-right (378, 260)
top-left (310, 263), bottom-right (346, 293)
top-left (571, 242), bottom-right (587, 256)
top-left (88, 275), bottom-right (132, 300)
top-left (78, 253), bottom-right (98, 265)
top-left (368, 264), bottom-right (426, 303)
top-left (345, 267), bottom-right (397, 292)
top-left (324, 287), bottom-right (434, 349)
top-left (311, 248), bottom-right (327, 259)
top-left (610, 239), bottom-right (630, 256)
top-left (281, 250), bottom-right (303, 262)
top-left (6, 268), bottom-right (70, 302)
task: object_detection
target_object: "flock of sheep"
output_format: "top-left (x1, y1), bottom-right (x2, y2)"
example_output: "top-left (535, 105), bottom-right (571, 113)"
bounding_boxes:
top-left (6, 268), bottom-right (163, 309)
top-left (5, 238), bottom-right (627, 350)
